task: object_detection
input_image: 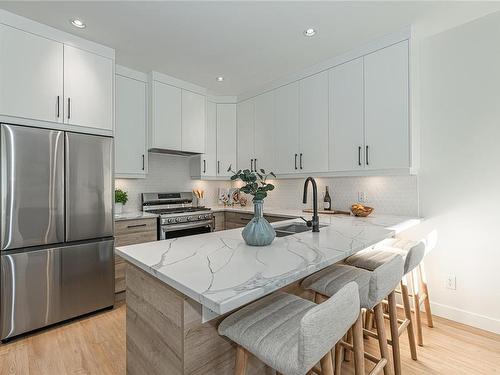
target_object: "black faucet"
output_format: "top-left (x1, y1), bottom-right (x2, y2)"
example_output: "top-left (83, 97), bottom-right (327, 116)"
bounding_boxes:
top-left (301, 177), bottom-right (320, 232)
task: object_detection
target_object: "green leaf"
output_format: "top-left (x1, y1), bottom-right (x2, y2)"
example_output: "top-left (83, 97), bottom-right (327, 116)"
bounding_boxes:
top-left (260, 168), bottom-right (265, 174)
top-left (230, 175), bottom-right (238, 180)
top-left (270, 172), bottom-right (276, 178)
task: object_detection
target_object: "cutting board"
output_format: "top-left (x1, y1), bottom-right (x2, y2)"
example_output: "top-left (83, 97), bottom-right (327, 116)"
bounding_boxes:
top-left (302, 209), bottom-right (351, 216)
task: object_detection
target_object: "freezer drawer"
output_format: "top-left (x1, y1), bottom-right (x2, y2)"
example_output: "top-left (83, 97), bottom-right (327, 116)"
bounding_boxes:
top-left (0, 239), bottom-right (114, 340)
top-left (1, 124), bottom-right (64, 250)
top-left (65, 132), bottom-right (113, 242)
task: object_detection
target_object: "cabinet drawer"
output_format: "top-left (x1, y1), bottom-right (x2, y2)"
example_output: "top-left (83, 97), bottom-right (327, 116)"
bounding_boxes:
top-left (225, 212), bottom-right (253, 224)
top-left (225, 222), bottom-right (246, 230)
top-left (115, 231), bottom-right (157, 247)
top-left (115, 218), bottom-right (157, 236)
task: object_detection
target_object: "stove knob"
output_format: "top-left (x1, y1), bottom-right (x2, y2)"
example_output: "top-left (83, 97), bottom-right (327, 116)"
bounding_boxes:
top-left (174, 218), bottom-right (180, 223)
top-left (199, 215), bottom-right (205, 220)
top-left (187, 216), bottom-right (193, 222)
top-left (168, 218), bottom-right (175, 224)
top-left (205, 214), bottom-right (212, 219)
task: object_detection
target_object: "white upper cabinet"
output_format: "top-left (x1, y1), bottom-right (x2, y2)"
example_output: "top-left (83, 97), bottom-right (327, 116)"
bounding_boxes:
top-left (329, 58), bottom-right (364, 171)
top-left (274, 82), bottom-right (300, 174)
top-left (115, 72), bottom-right (147, 177)
top-left (364, 41), bottom-right (409, 170)
top-left (151, 80), bottom-right (182, 150)
top-left (203, 101), bottom-right (218, 176)
top-left (181, 90), bottom-right (205, 153)
top-left (236, 99), bottom-right (255, 171)
top-left (63, 45), bottom-right (113, 130)
top-left (299, 71), bottom-right (329, 173)
top-left (0, 24), bottom-right (63, 123)
top-left (253, 91), bottom-right (275, 172)
top-left (217, 104), bottom-right (237, 176)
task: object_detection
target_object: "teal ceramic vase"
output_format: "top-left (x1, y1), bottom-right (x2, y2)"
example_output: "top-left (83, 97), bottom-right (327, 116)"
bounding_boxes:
top-left (241, 200), bottom-right (276, 246)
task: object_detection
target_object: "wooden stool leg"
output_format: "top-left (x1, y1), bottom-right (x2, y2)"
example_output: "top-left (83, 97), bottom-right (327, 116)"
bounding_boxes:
top-left (401, 279), bottom-right (418, 360)
top-left (388, 292), bottom-right (402, 375)
top-left (364, 309), bottom-right (373, 338)
top-left (234, 345), bottom-right (248, 375)
top-left (344, 329), bottom-right (353, 362)
top-left (352, 314), bottom-right (366, 375)
top-left (374, 303), bottom-right (393, 375)
top-left (321, 350), bottom-right (335, 375)
top-left (410, 271), bottom-right (424, 346)
top-left (418, 263), bottom-right (434, 328)
top-left (334, 342), bottom-right (343, 375)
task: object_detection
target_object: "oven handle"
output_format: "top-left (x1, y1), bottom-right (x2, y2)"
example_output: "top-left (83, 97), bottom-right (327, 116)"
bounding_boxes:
top-left (162, 219), bottom-right (214, 232)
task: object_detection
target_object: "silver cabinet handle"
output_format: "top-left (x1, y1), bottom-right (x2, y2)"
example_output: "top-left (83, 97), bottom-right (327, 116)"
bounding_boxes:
top-left (250, 159), bottom-right (253, 172)
top-left (294, 154), bottom-right (298, 170)
top-left (299, 153), bottom-right (303, 169)
top-left (366, 145), bottom-right (369, 166)
top-left (67, 98), bottom-right (71, 119)
top-left (217, 161), bottom-right (220, 174)
top-left (203, 159), bottom-right (206, 174)
top-left (57, 96), bottom-right (60, 118)
top-left (142, 154), bottom-right (145, 170)
top-left (358, 146), bottom-right (362, 166)
top-left (254, 158), bottom-right (258, 171)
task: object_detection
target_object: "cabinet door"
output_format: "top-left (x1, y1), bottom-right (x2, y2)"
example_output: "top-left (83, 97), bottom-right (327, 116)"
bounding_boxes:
top-left (275, 82), bottom-right (300, 174)
top-left (202, 101), bottom-right (217, 176)
top-left (236, 99), bottom-right (255, 171)
top-left (115, 74), bottom-right (147, 176)
top-left (254, 91), bottom-right (275, 172)
top-left (151, 80), bottom-right (182, 150)
top-left (299, 71), bottom-right (329, 173)
top-left (63, 45), bottom-right (113, 130)
top-left (217, 104), bottom-right (237, 176)
top-left (0, 24), bottom-right (63, 123)
top-left (182, 90), bottom-right (205, 153)
top-left (364, 41), bottom-right (409, 169)
top-left (329, 58), bottom-right (364, 171)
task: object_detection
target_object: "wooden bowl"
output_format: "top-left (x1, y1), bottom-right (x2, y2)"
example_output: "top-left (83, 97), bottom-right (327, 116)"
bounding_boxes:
top-left (351, 204), bottom-right (374, 217)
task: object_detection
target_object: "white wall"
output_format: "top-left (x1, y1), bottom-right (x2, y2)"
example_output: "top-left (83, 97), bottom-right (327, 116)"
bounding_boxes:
top-left (402, 11), bottom-right (500, 333)
top-left (115, 153), bottom-right (231, 211)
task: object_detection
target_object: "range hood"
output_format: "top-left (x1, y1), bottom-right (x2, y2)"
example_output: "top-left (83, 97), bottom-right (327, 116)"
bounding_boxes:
top-left (149, 148), bottom-right (201, 157)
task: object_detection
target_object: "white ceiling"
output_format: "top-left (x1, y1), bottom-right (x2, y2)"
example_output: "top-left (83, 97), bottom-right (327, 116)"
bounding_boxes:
top-left (1, 1), bottom-right (499, 95)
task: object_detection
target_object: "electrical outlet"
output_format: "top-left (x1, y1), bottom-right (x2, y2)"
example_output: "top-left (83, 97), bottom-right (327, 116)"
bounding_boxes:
top-left (445, 275), bottom-right (456, 290)
top-left (357, 192), bottom-right (368, 203)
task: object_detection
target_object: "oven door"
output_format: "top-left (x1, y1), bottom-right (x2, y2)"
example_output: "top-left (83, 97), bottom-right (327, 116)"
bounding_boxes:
top-left (161, 219), bottom-right (214, 239)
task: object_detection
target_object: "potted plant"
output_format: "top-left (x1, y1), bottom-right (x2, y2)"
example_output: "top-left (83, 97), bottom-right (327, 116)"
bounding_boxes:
top-left (115, 189), bottom-right (128, 214)
top-left (228, 166), bottom-right (276, 246)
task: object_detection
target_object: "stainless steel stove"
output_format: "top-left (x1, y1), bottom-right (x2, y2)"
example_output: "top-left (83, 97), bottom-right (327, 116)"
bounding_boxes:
top-left (142, 192), bottom-right (214, 239)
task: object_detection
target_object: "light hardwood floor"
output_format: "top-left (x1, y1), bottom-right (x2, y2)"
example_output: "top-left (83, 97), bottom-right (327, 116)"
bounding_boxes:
top-left (0, 303), bottom-right (498, 375)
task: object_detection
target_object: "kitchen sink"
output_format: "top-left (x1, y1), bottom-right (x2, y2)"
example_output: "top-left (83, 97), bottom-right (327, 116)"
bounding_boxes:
top-left (274, 223), bottom-right (328, 237)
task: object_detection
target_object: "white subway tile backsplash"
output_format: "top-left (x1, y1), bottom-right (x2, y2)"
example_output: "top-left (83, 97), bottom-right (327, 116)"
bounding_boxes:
top-left (115, 153), bottom-right (418, 217)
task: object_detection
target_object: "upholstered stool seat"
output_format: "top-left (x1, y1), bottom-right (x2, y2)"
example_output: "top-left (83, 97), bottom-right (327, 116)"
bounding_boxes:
top-left (302, 255), bottom-right (404, 375)
top-left (219, 284), bottom-right (360, 375)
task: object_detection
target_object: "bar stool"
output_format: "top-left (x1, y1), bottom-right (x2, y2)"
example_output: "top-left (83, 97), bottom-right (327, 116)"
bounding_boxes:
top-left (302, 254), bottom-right (404, 375)
top-left (218, 283), bottom-right (362, 375)
top-left (347, 238), bottom-right (433, 348)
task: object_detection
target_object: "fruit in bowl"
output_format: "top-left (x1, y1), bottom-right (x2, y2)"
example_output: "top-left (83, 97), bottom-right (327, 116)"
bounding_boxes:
top-left (351, 204), bottom-right (374, 217)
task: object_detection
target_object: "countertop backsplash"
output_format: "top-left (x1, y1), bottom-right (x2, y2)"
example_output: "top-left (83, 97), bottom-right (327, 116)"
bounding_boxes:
top-left (115, 153), bottom-right (418, 217)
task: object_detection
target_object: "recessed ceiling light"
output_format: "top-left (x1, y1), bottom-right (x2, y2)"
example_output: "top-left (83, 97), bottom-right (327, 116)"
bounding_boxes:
top-left (303, 28), bottom-right (316, 37)
top-left (216, 76), bottom-right (224, 82)
top-left (70, 19), bottom-right (86, 29)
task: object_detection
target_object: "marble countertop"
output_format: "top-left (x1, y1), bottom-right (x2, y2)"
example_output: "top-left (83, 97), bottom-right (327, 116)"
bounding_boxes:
top-left (114, 211), bottom-right (158, 222)
top-left (116, 212), bottom-right (420, 315)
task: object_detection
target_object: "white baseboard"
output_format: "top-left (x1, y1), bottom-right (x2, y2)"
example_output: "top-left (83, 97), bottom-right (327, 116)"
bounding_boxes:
top-left (430, 301), bottom-right (500, 334)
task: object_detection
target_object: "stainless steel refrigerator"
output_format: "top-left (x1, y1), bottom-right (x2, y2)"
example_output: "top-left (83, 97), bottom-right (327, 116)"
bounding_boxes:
top-left (0, 124), bottom-right (114, 340)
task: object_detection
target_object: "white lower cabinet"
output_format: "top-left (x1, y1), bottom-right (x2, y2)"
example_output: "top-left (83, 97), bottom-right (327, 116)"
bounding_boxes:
top-left (364, 40), bottom-right (409, 170)
top-left (329, 58), bottom-right (364, 172)
top-left (63, 45), bottom-right (114, 131)
top-left (274, 82), bottom-right (300, 174)
top-left (299, 71), bottom-right (329, 173)
top-left (115, 71), bottom-right (147, 177)
top-left (217, 104), bottom-right (237, 176)
top-left (0, 24), bottom-right (64, 124)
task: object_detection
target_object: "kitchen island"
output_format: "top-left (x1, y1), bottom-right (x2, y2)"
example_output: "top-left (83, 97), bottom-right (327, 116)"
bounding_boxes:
top-left (116, 214), bottom-right (419, 375)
